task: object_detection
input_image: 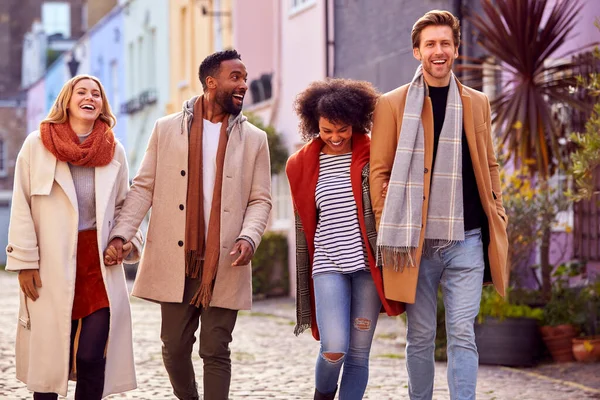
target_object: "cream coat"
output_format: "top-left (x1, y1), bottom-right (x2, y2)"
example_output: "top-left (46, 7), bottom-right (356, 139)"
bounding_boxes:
top-left (110, 102), bottom-right (272, 310)
top-left (370, 81), bottom-right (509, 304)
top-left (5, 131), bottom-right (141, 397)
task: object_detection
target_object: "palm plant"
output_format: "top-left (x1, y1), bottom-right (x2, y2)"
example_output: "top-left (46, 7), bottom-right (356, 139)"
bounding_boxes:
top-left (463, 0), bottom-right (596, 300)
top-left (466, 0), bottom-right (591, 177)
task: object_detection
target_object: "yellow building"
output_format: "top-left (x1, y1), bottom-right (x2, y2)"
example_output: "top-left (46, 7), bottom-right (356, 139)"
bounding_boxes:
top-left (167, 0), bottom-right (233, 114)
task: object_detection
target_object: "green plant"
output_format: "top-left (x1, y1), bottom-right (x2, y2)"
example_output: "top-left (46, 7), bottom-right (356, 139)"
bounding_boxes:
top-left (468, 0), bottom-right (592, 177)
top-left (245, 113), bottom-right (289, 175)
top-left (251, 232), bottom-right (289, 297)
top-left (478, 286), bottom-right (544, 324)
top-left (541, 262), bottom-right (588, 328)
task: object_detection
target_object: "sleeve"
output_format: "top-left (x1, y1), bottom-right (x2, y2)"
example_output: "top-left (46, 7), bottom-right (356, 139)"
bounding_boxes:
top-left (369, 94), bottom-right (399, 229)
top-left (5, 139), bottom-right (40, 271)
top-left (484, 95), bottom-right (507, 223)
top-left (110, 121), bottom-right (159, 242)
top-left (236, 132), bottom-right (272, 250)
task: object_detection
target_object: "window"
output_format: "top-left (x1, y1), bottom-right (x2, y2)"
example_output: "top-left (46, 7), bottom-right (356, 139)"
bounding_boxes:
top-left (148, 29), bottom-right (156, 86)
top-left (110, 60), bottom-right (119, 113)
top-left (42, 2), bottom-right (71, 37)
top-left (289, 0), bottom-right (316, 16)
top-left (0, 139), bottom-right (7, 177)
top-left (128, 42), bottom-right (135, 95)
top-left (271, 172), bottom-right (292, 231)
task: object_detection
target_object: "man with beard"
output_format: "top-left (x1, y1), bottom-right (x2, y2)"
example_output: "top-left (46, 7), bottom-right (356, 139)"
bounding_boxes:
top-left (370, 10), bottom-right (508, 400)
top-left (104, 49), bottom-right (272, 400)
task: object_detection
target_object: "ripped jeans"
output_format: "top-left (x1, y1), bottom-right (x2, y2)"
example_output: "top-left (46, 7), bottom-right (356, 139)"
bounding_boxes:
top-left (313, 270), bottom-right (382, 399)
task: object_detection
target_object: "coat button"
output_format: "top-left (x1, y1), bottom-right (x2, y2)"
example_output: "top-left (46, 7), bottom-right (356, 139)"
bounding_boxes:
top-left (424, 168), bottom-right (429, 173)
top-left (6, 246), bottom-right (13, 253)
top-left (178, 240), bottom-right (184, 247)
top-left (181, 170), bottom-right (186, 176)
top-left (179, 204), bottom-right (184, 210)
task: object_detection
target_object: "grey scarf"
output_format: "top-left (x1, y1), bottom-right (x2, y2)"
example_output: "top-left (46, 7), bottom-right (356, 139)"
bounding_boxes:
top-left (376, 65), bottom-right (464, 270)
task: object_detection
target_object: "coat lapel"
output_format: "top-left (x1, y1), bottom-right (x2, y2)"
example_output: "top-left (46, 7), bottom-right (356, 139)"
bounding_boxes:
top-left (54, 161), bottom-right (78, 211)
top-left (460, 84), bottom-right (483, 185)
top-left (95, 159), bottom-right (121, 230)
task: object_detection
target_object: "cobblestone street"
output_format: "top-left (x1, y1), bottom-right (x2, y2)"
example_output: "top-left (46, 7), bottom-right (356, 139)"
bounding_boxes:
top-left (1, 271), bottom-right (598, 400)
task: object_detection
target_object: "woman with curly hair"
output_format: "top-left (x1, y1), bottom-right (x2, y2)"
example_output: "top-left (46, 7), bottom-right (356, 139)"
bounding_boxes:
top-left (286, 79), bottom-right (404, 400)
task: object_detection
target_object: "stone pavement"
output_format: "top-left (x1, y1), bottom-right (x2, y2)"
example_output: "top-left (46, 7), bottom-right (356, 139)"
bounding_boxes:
top-left (1, 271), bottom-right (599, 400)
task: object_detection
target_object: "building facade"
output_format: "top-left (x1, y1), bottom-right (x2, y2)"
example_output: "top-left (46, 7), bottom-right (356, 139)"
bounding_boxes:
top-left (122, 0), bottom-right (170, 177)
top-left (89, 5), bottom-right (128, 145)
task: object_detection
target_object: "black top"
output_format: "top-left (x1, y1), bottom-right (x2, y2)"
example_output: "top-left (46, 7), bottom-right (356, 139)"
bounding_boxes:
top-left (428, 85), bottom-right (485, 231)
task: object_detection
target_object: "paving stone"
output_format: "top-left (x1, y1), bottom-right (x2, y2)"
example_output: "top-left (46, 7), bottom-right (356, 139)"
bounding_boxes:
top-left (1, 272), bottom-right (599, 399)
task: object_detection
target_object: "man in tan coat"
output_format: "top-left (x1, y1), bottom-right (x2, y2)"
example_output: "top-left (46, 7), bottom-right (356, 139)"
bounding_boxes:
top-left (105, 49), bottom-right (272, 400)
top-left (370, 11), bottom-right (508, 400)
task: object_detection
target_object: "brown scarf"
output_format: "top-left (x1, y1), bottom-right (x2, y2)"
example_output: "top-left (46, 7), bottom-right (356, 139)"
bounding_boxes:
top-left (186, 96), bottom-right (229, 308)
top-left (40, 120), bottom-right (115, 167)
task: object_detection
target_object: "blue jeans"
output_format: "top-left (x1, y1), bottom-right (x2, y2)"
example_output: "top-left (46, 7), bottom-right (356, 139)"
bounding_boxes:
top-left (313, 270), bottom-right (382, 399)
top-left (405, 228), bottom-right (485, 400)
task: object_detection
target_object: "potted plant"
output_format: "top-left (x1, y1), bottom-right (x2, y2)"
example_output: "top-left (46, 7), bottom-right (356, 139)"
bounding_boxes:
top-left (572, 279), bottom-right (600, 362)
top-left (475, 286), bottom-right (544, 367)
top-left (540, 263), bottom-right (587, 362)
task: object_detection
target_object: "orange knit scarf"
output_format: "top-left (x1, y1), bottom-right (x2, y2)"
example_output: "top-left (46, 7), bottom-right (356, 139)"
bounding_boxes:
top-left (40, 120), bottom-right (115, 167)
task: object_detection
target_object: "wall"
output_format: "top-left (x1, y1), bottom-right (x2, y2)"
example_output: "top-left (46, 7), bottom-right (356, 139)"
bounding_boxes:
top-left (89, 6), bottom-right (127, 145)
top-left (122, 0), bottom-right (170, 177)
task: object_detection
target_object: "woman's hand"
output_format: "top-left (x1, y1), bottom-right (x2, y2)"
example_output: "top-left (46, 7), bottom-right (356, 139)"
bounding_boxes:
top-left (104, 239), bottom-right (133, 265)
top-left (382, 181), bottom-right (389, 198)
top-left (19, 270), bottom-right (42, 301)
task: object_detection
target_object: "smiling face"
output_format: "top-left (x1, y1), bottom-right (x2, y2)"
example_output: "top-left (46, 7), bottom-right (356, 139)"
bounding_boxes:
top-left (413, 25), bottom-right (459, 87)
top-left (319, 117), bottom-right (353, 155)
top-left (67, 78), bottom-right (103, 125)
top-left (212, 59), bottom-right (248, 115)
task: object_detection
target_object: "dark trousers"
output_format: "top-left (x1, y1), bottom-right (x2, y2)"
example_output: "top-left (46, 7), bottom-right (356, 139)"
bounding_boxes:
top-left (161, 278), bottom-right (238, 400)
top-left (34, 307), bottom-right (110, 400)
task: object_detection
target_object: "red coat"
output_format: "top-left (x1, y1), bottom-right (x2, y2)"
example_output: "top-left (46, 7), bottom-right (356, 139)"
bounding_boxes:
top-left (287, 133), bottom-right (404, 340)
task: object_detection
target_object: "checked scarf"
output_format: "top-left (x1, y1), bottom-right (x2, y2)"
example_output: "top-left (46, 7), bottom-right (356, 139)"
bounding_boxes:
top-left (376, 65), bottom-right (464, 270)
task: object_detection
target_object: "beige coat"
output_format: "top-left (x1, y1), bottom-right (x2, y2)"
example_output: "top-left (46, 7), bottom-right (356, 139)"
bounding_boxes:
top-left (5, 131), bottom-right (141, 397)
top-left (370, 80), bottom-right (509, 304)
top-left (110, 101), bottom-right (272, 310)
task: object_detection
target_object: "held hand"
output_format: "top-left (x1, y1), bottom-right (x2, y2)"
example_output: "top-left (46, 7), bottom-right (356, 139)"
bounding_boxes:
top-left (230, 240), bottom-right (254, 266)
top-left (104, 237), bottom-right (125, 266)
top-left (18, 270), bottom-right (42, 301)
top-left (382, 181), bottom-right (389, 198)
top-left (122, 241), bottom-right (133, 260)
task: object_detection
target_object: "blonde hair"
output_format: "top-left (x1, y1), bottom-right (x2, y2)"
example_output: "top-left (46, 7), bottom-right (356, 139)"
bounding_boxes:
top-left (412, 10), bottom-right (461, 49)
top-left (42, 74), bottom-right (116, 128)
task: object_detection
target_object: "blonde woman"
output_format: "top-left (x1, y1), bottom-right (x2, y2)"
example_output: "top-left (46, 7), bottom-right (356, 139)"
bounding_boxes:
top-left (6, 74), bottom-right (142, 399)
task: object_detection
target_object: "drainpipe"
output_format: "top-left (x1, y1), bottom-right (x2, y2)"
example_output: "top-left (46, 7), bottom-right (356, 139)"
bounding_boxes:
top-left (325, 0), bottom-right (334, 77)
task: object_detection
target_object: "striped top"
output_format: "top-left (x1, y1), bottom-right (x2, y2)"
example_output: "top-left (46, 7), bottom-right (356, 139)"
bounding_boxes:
top-left (312, 152), bottom-right (368, 276)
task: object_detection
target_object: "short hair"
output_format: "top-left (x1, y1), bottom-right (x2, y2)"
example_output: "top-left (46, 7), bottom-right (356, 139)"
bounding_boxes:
top-left (198, 49), bottom-right (242, 90)
top-left (411, 10), bottom-right (461, 48)
top-left (42, 74), bottom-right (116, 128)
top-left (294, 78), bottom-right (380, 142)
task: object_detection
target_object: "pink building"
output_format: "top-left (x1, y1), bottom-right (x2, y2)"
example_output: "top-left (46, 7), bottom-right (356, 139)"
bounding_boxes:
top-left (232, 0), bottom-right (327, 293)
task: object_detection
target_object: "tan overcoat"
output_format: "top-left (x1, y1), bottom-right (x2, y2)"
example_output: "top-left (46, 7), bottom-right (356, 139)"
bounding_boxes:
top-left (370, 80), bottom-right (509, 304)
top-left (5, 131), bottom-right (141, 397)
top-left (110, 99), bottom-right (272, 310)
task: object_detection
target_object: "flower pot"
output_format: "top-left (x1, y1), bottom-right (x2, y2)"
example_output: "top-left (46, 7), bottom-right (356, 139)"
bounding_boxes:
top-left (475, 317), bottom-right (542, 367)
top-left (540, 324), bottom-right (577, 338)
top-left (572, 336), bottom-right (600, 362)
top-left (543, 332), bottom-right (576, 362)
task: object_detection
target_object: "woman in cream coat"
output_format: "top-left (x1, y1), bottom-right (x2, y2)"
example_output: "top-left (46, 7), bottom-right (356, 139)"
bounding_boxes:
top-left (6, 74), bottom-right (142, 399)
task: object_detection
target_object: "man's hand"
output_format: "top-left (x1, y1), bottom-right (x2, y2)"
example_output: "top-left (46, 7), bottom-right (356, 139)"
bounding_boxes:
top-left (104, 238), bottom-right (132, 265)
top-left (382, 181), bottom-right (389, 198)
top-left (230, 239), bottom-right (254, 266)
top-left (19, 270), bottom-right (42, 301)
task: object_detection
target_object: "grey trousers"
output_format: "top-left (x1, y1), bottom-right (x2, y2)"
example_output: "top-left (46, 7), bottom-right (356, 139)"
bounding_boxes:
top-left (160, 278), bottom-right (238, 400)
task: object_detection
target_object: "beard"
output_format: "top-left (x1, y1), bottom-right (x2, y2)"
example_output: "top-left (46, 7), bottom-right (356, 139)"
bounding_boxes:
top-left (215, 88), bottom-right (242, 115)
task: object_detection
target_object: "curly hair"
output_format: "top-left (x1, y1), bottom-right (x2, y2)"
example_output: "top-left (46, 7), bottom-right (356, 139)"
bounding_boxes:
top-left (198, 49), bottom-right (242, 90)
top-left (294, 78), bottom-right (380, 142)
